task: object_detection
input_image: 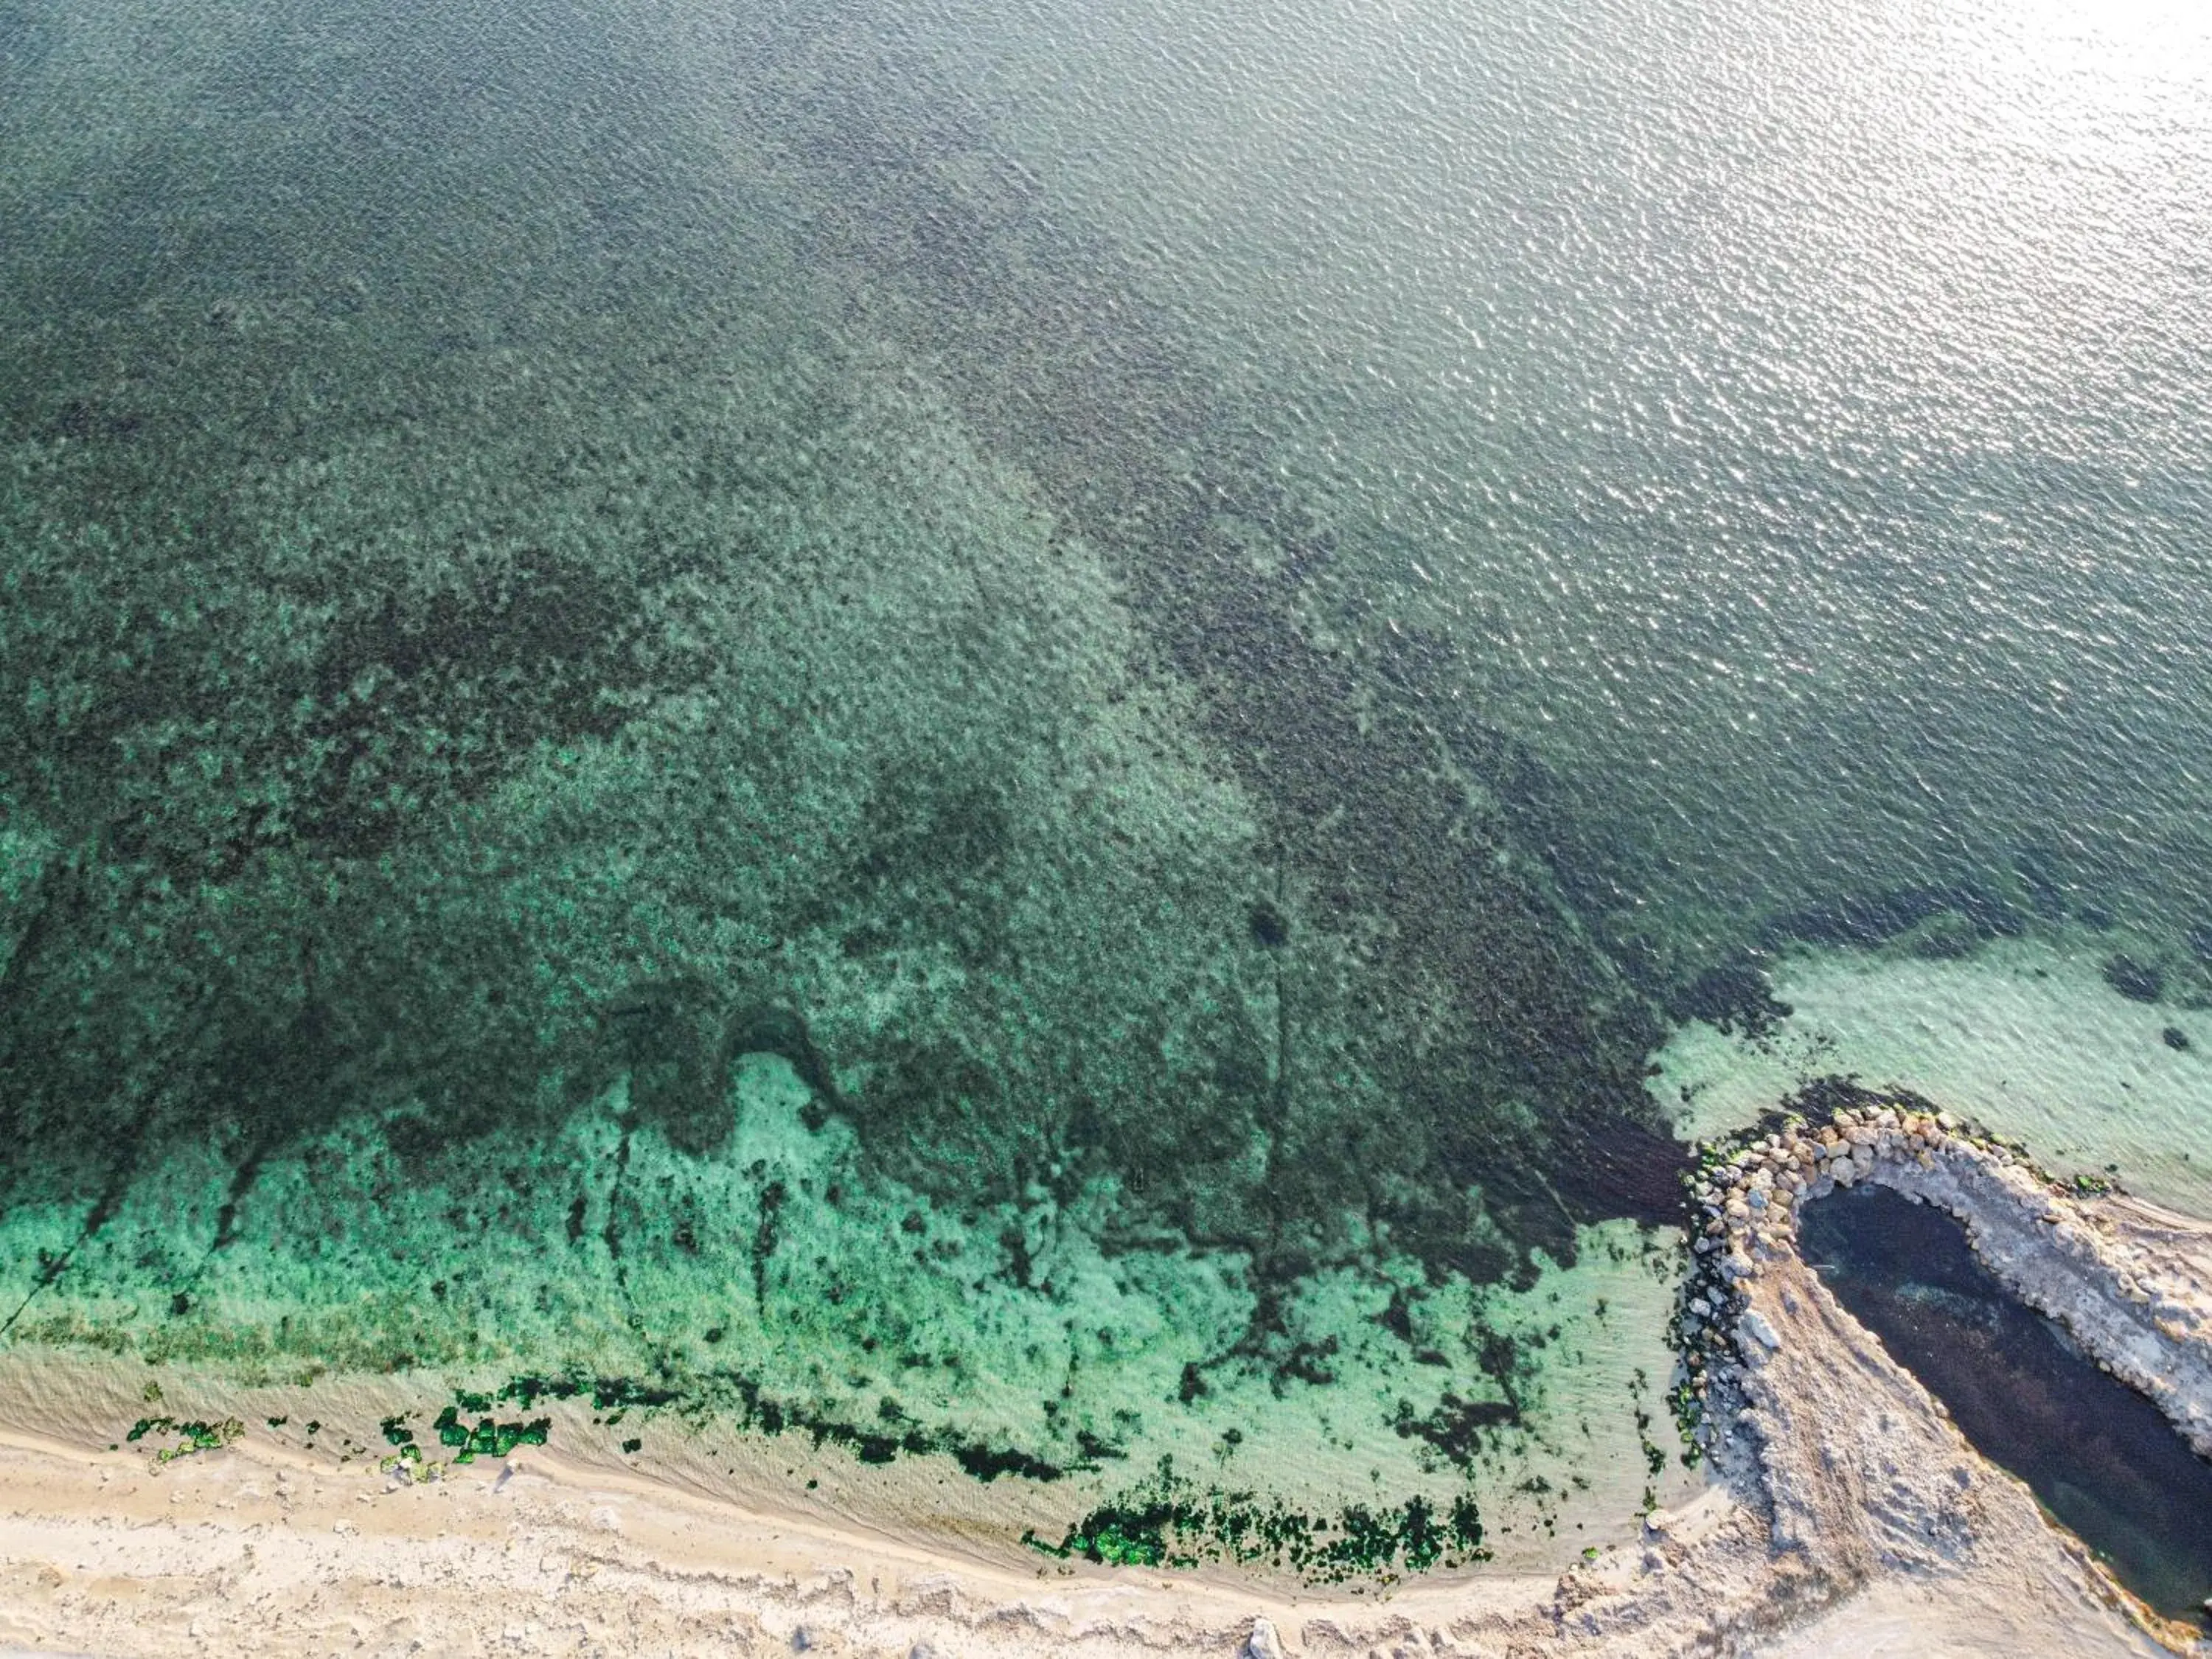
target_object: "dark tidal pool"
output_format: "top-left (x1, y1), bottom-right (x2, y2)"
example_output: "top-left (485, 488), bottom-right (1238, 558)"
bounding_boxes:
top-left (1799, 1183), bottom-right (2212, 1625)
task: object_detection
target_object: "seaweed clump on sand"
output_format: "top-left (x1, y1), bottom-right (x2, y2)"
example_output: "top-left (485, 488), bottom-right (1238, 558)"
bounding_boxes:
top-left (1023, 1458), bottom-right (1489, 1585)
top-left (431, 1406), bottom-right (551, 1462)
top-left (125, 1416), bottom-right (243, 1464)
top-left (490, 1371), bottom-right (1066, 1484)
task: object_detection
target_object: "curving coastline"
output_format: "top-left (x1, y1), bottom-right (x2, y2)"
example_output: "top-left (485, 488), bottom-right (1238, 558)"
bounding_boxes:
top-left (3, 1091), bottom-right (2208, 1656)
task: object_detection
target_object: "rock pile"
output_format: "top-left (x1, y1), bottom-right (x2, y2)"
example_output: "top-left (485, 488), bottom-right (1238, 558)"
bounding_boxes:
top-left (1691, 1102), bottom-right (1958, 1261)
top-left (1672, 1092), bottom-right (2212, 1478)
top-left (1671, 1101), bottom-right (1990, 1455)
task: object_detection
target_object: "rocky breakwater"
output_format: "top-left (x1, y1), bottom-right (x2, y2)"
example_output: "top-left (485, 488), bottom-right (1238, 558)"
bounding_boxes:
top-left (1673, 1093), bottom-right (2212, 1652)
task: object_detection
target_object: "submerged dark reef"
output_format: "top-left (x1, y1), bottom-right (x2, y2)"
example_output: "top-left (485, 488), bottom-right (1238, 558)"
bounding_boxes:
top-left (721, 6), bottom-right (1695, 1267)
top-left (0, 0), bottom-right (1697, 1351)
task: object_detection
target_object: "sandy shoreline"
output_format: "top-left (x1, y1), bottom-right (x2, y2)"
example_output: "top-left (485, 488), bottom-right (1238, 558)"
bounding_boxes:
top-left (3, 1100), bottom-right (2208, 1657)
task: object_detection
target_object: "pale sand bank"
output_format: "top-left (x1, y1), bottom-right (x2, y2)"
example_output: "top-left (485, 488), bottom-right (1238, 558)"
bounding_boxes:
top-left (4, 1114), bottom-right (2209, 1656)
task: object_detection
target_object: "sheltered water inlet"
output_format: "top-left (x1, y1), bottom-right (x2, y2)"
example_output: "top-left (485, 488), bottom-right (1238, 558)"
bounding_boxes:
top-left (1799, 1182), bottom-right (2212, 1624)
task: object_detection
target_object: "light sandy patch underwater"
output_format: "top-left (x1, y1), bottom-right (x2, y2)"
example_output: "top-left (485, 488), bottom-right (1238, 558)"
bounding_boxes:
top-left (1655, 934), bottom-right (2212, 1217)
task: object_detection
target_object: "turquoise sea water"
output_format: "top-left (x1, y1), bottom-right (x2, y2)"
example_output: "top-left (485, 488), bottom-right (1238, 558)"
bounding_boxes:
top-left (2, 0), bottom-right (2208, 1577)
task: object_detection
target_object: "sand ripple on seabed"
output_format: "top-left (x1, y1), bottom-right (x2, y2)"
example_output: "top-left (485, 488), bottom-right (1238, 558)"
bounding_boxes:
top-left (1, 1110), bottom-right (2207, 1658)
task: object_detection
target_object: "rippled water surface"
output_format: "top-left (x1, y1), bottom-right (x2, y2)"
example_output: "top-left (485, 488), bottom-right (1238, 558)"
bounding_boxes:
top-left (2, 0), bottom-right (2208, 1575)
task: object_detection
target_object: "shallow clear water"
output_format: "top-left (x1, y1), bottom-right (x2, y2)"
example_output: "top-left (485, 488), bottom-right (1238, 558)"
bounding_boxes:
top-left (1, 0), bottom-right (2209, 1578)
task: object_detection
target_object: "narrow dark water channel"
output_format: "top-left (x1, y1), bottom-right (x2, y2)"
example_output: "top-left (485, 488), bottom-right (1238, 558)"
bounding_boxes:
top-left (1798, 1184), bottom-right (2212, 1626)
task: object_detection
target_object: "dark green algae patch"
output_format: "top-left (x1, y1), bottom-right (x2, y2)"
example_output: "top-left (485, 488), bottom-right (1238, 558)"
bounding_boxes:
top-left (0, 296), bottom-right (1691, 1570)
top-left (1024, 1459), bottom-right (1492, 1583)
top-left (439, 1374), bottom-right (1501, 1584)
top-left (411, 1373), bottom-right (1499, 1582)
top-left (428, 1406), bottom-right (552, 1463)
top-left (485, 1371), bottom-right (1065, 1483)
top-left (0, 0), bottom-right (1702, 1338)
top-left (20, 0), bottom-right (2212, 1606)
top-left (1, 1043), bottom-right (1652, 1588)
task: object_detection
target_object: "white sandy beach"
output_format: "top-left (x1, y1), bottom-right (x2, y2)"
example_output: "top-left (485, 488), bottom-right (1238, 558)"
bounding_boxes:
top-left (4, 1110), bottom-right (2209, 1658)
top-left (6, 936), bottom-right (2212, 1656)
